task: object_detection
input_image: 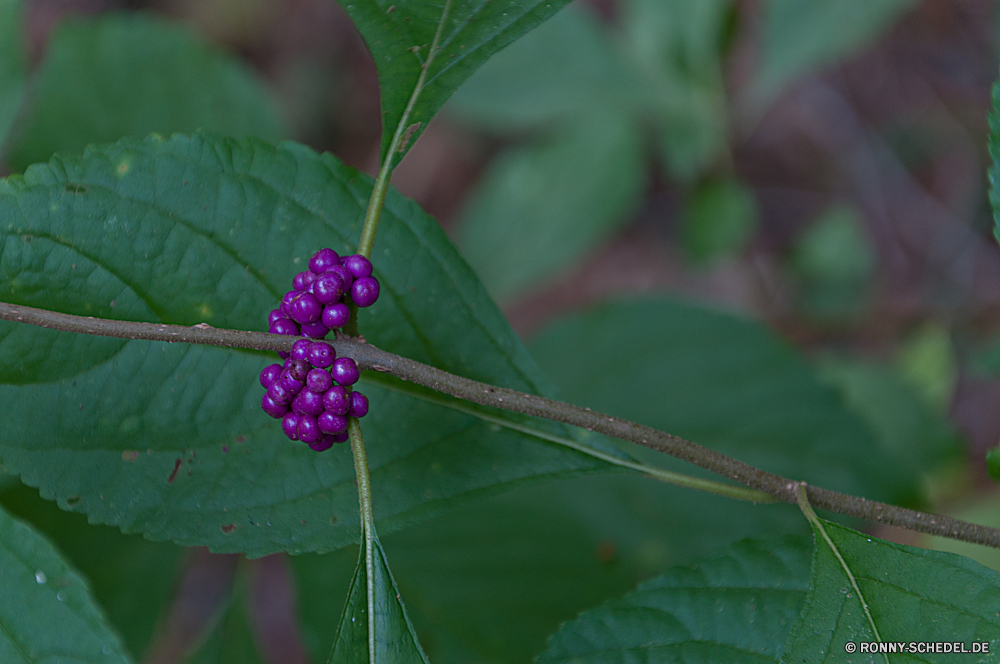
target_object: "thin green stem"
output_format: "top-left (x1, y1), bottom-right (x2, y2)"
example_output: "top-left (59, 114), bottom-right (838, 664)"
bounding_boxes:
top-left (357, 0), bottom-right (453, 259)
top-left (796, 484), bottom-right (887, 664)
top-left (349, 418), bottom-right (376, 663)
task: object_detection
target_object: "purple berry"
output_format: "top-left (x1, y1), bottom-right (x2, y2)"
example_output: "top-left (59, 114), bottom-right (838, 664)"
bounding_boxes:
top-left (313, 272), bottom-right (345, 305)
top-left (327, 264), bottom-right (353, 290)
top-left (322, 303), bottom-right (350, 329)
top-left (351, 277), bottom-right (380, 307)
top-left (344, 254), bottom-right (373, 279)
top-left (307, 342), bottom-right (335, 368)
top-left (267, 381), bottom-right (294, 405)
top-left (259, 363), bottom-right (282, 389)
top-left (332, 357), bottom-right (360, 386)
top-left (282, 413), bottom-right (300, 440)
top-left (309, 248), bottom-right (340, 274)
top-left (268, 309), bottom-right (284, 325)
top-left (309, 435), bottom-right (336, 452)
top-left (334, 432), bottom-right (350, 443)
top-left (306, 368), bottom-right (333, 393)
top-left (297, 415), bottom-right (321, 443)
top-left (292, 389), bottom-right (325, 417)
top-left (280, 291), bottom-right (298, 316)
top-left (289, 292), bottom-right (322, 324)
top-left (261, 393), bottom-right (289, 419)
top-left (292, 271), bottom-right (316, 291)
top-left (349, 391), bottom-right (369, 418)
top-left (300, 321), bottom-right (330, 339)
top-left (322, 385), bottom-right (350, 415)
top-left (290, 339), bottom-right (312, 361)
top-left (277, 372), bottom-right (304, 395)
top-left (318, 411), bottom-right (349, 435)
top-left (269, 318), bottom-right (299, 337)
top-left (286, 359), bottom-right (311, 382)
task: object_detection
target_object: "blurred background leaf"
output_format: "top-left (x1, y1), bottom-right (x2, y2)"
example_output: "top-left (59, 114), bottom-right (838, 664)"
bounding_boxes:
top-left (681, 177), bottom-right (759, 264)
top-left (0, 0), bottom-right (25, 153)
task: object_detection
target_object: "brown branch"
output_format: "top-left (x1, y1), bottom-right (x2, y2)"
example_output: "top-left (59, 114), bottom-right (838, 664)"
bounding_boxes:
top-left (2, 300), bottom-right (999, 549)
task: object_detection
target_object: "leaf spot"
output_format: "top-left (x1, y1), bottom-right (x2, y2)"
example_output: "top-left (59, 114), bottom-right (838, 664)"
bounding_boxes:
top-left (221, 524), bottom-right (236, 534)
top-left (167, 458), bottom-right (182, 483)
top-left (121, 450), bottom-right (139, 462)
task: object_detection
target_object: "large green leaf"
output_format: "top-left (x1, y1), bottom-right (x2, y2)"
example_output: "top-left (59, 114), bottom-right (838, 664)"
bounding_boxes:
top-left (336, 0), bottom-right (573, 167)
top-left (457, 111), bottom-right (646, 301)
top-left (529, 299), bottom-right (921, 505)
top-left (752, 0), bottom-right (916, 104)
top-left (988, 81), bottom-right (1000, 246)
top-left (0, 0), bottom-right (25, 154)
top-left (328, 532), bottom-right (429, 663)
top-left (782, 520), bottom-right (1000, 662)
top-left (5, 13), bottom-right (286, 172)
top-left (0, 502), bottom-right (133, 663)
top-left (0, 482), bottom-right (183, 660)
top-left (0, 131), bottom-right (628, 557)
top-left (537, 536), bottom-right (811, 663)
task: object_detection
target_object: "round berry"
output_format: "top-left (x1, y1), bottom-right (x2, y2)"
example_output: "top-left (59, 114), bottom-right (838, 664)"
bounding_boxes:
top-left (285, 359), bottom-right (311, 382)
top-left (259, 363), bottom-right (282, 389)
top-left (327, 264), bottom-right (353, 290)
top-left (332, 357), bottom-right (360, 386)
top-left (277, 372), bottom-right (304, 395)
top-left (292, 270), bottom-right (316, 292)
top-left (344, 254), bottom-right (373, 279)
top-left (306, 368), bottom-right (333, 393)
top-left (318, 411), bottom-right (349, 435)
top-left (292, 389), bottom-right (325, 417)
top-left (307, 342), bottom-right (335, 369)
top-left (282, 413), bottom-right (300, 440)
top-left (351, 276), bottom-right (380, 307)
top-left (312, 272), bottom-right (345, 305)
top-left (322, 303), bottom-right (350, 329)
top-left (300, 321), bottom-right (330, 339)
top-left (289, 292), bottom-right (322, 324)
top-left (290, 339), bottom-right (312, 361)
top-left (268, 308), bottom-right (284, 326)
top-left (261, 393), bottom-right (288, 419)
top-left (309, 435), bottom-right (336, 452)
top-left (309, 248), bottom-right (340, 274)
top-left (297, 415), bottom-right (321, 443)
top-left (280, 291), bottom-right (298, 316)
top-left (269, 317), bottom-right (299, 337)
top-left (334, 432), bottom-right (350, 443)
top-left (322, 385), bottom-right (350, 415)
top-left (349, 391), bottom-right (369, 418)
top-left (267, 381), bottom-right (294, 405)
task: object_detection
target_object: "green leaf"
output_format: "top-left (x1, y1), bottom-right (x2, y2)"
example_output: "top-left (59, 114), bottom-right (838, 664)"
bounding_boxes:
top-left (5, 13), bottom-right (286, 172)
top-left (0, 0), bottom-right (25, 153)
top-left (681, 178), bottom-right (759, 264)
top-left (457, 111), bottom-right (646, 301)
top-left (185, 562), bottom-right (264, 664)
top-left (445, 5), bottom-right (652, 130)
top-left (0, 131), bottom-right (626, 557)
top-left (336, 0), bottom-right (572, 167)
top-left (782, 520), bottom-right (1000, 662)
top-left (329, 532), bottom-right (429, 664)
top-left (537, 536), bottom-right (811, 663)
top-left (529, 298), bottom-right (920, 505)
top-left (990, 81), bottom-right (1000, 246)
top-left (0, 482), bottom-right (183, 659)
top-left (752, 0), bottom-right (916, 104)
top-left (0, 501), bottom-right (133, 663)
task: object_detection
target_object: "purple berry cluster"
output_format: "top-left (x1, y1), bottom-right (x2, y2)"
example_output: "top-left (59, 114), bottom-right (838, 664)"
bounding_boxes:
top-left (267, 248), bottom-right (380, 342)
top-left (259, 248), bottom-right (379, 451)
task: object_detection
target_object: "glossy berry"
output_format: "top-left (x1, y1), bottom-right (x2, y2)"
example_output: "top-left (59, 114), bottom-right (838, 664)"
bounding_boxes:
top-left (282, 413), bottom-right (300, 440)
top-left (268, 309), bottom-right (284, 326)
top-left (290, 339), bottom-right (312, 361)
top-left (332, 357), bottom-right (360, 386)
top-left (344, 254), bottom-right (373, 279)
top-left (280, 291), bottom-right (298, 316)
top-left (309, 435), bottom-right (336, 452)
top-left (306, 368), bottom-right (333, 393)
top-left (300, 321), bottom-right (330, 339)
top-left (289, 292), bottom-right (322, 324)
top-left (318, 411), bottom-right (349, 435)
top-left (351, 277), bottom-right (380, 308)
top-left (349, 391), bottom-right (369, 418)
top-left (312, 272), bottom-right (345, 305)
top-left (277, 372), bottom-right (304, 395)
top-left (309, 248), bottom-right (340, 274)
top-left (269, 318), bottom-right (299, 337)
top-left (307, 342), bottom-right (335, 369)
top-left (292, 270), bottom-right (316, 292)
top-left (259, 364), bottom-right (282, 389)
top-left (261, 393), bottom-right (288, 419)
top-left (327, 265), bottom-right (353, 290)
top-left (285, 359), bottom-right (311, 382)
top-left (292, 389), bottom-right (325, 417)
top-left (297, 415), bottom-right (321, 443)
top-left (322, 385), bottom-right (350, 415)
top-left (322, 303), bottom-right (350, 329)
top-left (267, 381), bottom-right (295, 405)
top-left (333, 432), bottom-right (350, 443)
